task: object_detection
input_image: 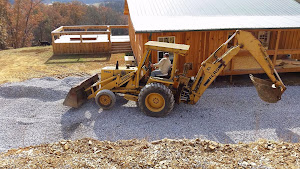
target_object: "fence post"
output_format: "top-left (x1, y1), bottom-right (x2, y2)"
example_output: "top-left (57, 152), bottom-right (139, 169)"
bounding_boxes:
top-left (107, 26), bottom-right (112, 51)
top-left (51, 33), bottom-right (55, 44)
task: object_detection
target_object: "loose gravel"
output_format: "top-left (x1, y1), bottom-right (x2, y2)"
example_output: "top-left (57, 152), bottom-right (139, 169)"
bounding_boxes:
top-left (0, 77), bottom-right (299, 152)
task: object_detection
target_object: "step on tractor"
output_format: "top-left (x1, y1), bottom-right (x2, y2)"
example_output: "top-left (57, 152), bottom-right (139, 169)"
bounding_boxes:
top-left (64, 30), bottom-right (286, 117)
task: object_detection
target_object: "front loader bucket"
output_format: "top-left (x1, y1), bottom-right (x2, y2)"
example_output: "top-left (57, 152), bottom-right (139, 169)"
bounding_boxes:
top-left (63, 74), bottom-right (99, 108)
top-left (249, 74), bottom-right (283, 103)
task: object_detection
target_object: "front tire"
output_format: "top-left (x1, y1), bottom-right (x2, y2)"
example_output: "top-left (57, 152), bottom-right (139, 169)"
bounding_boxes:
top-left (138, 83), bottom-right (174, 117)
top-left (95, 89), bottom-right (116, 110)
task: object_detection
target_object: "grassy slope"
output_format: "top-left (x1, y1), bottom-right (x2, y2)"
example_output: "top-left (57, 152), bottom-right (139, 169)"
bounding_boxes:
top-left (0, 46), bottom-right (125, 84)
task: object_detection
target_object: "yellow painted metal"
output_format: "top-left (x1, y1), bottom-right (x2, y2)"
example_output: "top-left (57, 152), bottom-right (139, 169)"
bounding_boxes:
top-left (124, 94), bottom-right (138, 102)
top-left (83, 41), bottom-right (186, 104)
top-left (135, 50), bottom-right (150, 88)
top-left (85, 76), bottom-right (116, 92)
top-left (65, 41), bottom-right (185, 109)
top-left (139, 66), bottom-right (147, 79)
top-left (65, 30), bottom-right (286, 110)
top-left (147, 77), bottom-right (174, 85)
top-left (235, 31), bottom-right (285, 89)
top-left (86, 71), bottom-right (136, 100)
top-left (170, 53), bottom-right (177, 79)
top-left (111, 89), bottom-right (139, 93)
top-left (101, 66), bottom-right (137, 86)
top-left (191, 46), bottom-right (241, 104)
top-left (145, 93), bottom-right (165, 112)
top-left (145, 41), bottom-right (190, 54)
top-left (99, 94), bottom-right (111, 106)
top-left (189, 30), bottom-right (286, 104)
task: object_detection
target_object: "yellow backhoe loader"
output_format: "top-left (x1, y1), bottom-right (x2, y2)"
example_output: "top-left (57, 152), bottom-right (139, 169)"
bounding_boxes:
top-left (63, 30), bottom-right (286, 117)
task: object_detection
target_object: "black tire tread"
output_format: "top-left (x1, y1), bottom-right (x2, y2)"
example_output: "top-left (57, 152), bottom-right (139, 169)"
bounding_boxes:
top-left (138, 83), bottom-right (174, 117)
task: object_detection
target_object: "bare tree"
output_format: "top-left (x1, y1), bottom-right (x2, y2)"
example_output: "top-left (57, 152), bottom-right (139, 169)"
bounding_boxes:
top-left (21, 0), bottom-right (43, 47)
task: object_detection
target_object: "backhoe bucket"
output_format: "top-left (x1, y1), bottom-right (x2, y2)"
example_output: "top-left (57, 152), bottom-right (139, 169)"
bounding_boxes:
top-left (63, 74), bottom-right (99, 108)
top-left (249, 74), bottom-right (283, 103)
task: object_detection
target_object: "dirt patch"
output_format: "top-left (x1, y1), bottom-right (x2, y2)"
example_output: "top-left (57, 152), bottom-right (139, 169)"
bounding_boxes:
top-left (1, 138), bottom-right (299, 168)
top-left (0, 46), bottom-right (125, 84)
top-left (19, 48), bottom-right (48, 54)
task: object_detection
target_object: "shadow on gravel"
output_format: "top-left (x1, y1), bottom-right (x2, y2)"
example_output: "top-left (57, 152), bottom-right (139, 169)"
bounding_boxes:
top-left (61, 101), bottom-right (99, 139)
top-left (0, 85), bottom-right (65, 102)
top-left (60, 87), bottom-right (300, 144)
top-left (45, 53), bottom-right (111, 64)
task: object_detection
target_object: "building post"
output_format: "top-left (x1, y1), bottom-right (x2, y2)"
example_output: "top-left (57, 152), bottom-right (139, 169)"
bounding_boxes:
top-left (273, 31), bottom-right (281, 64)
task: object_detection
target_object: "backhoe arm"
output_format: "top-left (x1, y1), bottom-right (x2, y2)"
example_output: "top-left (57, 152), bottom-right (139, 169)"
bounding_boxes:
top-left (186, 30), bottom-right (286, 104)
top-left (236, 31), bottom-right (285, 89)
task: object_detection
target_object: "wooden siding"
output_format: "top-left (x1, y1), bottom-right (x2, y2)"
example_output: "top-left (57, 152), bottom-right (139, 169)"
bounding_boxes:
top-left (124, 0), bottom-right (129, 15)
top-left (52, 42), bottom-right (109, 55)
top-left (279, 31), bottom-right (300, 59)
top-left (129, 16), bottom-right (300, 76)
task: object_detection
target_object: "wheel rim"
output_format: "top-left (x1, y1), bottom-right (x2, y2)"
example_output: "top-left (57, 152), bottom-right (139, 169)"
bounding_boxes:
top-left (145, 93), bottom-right (165, 112)
top-left (99, 95), bottom-right (111, 106)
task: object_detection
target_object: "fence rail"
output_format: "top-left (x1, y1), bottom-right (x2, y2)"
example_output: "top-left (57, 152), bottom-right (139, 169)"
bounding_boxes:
top-left (51, 25), bottom-right (129, 43)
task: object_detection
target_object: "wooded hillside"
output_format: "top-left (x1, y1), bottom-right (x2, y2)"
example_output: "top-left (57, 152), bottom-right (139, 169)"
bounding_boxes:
top-left (9, 0), bottom-right (125, 4)
top-left (0, 0), bottom-right (127, 49)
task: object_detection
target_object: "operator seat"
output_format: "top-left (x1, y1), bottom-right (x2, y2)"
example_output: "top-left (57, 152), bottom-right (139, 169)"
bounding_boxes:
top-left (155, 67), bottom-right (172, 79)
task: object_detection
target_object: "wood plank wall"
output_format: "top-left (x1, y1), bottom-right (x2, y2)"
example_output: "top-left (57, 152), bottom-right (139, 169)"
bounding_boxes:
top-left (129, 19), bottom-right (300, 76)
top-left (53, 42), bottom-right (109, 55)
top-left (279, 31), bottom-right (300, 59)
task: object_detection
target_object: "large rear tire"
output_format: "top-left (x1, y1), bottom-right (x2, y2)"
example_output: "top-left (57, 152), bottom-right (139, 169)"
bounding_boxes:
top-left (95, 89), bottom-right (116, 110)
top-left (138, 83), bottom-right (174, 117)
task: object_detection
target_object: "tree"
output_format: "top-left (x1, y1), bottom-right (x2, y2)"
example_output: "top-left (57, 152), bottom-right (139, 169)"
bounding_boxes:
top-left (0, 0), bottom-right (10, 49)
top-left (7, 0), bottom-right (43, 48)
top-left (3, 1), bottom-right (129, 47)
top-left (81, 5), bottom-right (103, 25)
top-left (49, 1), bottom-right (87, 26)
top-left (68, 1), bottom-right (87, 25)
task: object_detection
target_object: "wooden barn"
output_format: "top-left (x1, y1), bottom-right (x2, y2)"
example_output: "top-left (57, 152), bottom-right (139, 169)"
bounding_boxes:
top-left (124, 0), bottom-right (300, 76)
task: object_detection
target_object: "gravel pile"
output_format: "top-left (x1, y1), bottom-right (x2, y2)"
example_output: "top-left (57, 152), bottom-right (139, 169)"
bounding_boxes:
top-left (0, 77), bottom-right (299, 153)
top-left (1, 138), bottom-right (299, 168)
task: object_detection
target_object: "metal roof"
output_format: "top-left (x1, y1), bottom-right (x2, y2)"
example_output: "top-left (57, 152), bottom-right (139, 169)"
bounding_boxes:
top-left (126, 0), bottom-right (300, 33)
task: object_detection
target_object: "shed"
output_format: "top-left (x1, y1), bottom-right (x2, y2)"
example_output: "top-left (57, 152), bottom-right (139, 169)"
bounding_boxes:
top-left (124, 0), bottom-right (300, 76)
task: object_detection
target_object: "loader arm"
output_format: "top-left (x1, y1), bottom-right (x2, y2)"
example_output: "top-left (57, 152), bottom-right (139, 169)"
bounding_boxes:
top-left (85, 71), bottom-right (136, 99)
top-left (187, 30), bottom-right (286, 104)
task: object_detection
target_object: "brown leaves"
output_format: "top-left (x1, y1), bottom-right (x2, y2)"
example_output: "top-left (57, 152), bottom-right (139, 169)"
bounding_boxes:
top-left (0, 138), bottom-right (299, 168)
top-left (7, 0), bottom-right (44, 48)
top-left (2, 1), bottom-right (127, 49)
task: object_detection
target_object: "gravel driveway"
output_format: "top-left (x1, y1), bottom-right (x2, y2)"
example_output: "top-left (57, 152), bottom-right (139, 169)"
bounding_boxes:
top-left (0, 77), bottom-right (299, 152)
